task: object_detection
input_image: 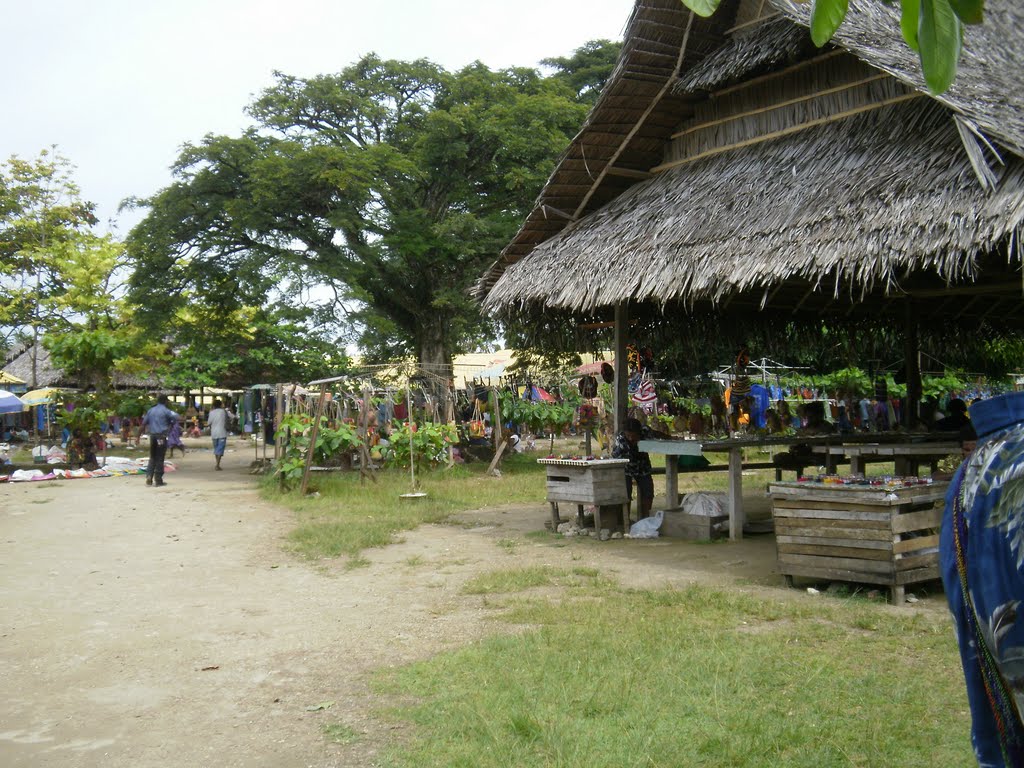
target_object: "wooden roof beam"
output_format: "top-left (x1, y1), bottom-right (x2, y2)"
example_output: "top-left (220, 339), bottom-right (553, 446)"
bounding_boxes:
top-left (605, 166), bottom-right (654, 180)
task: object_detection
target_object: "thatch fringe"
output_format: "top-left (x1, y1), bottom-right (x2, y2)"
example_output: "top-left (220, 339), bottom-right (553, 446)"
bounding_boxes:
top-left (673, 15), bottom-right (814, 95)
top-left (483, 99), bottom-right (1024, 314)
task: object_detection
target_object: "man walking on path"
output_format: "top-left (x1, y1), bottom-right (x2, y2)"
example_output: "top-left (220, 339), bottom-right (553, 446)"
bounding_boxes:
top-left (208, 399), bottom-right (228, 471)
top-left (142, 394), bottom-right (180, 487)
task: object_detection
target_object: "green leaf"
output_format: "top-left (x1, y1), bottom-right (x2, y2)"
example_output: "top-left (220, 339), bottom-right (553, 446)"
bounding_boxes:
top-left (946, 0), bottom-right (984, 24)
top-left (919, 0), bottom-right (963, 94)
top-left (810, 0), bottom-right (849, 47)
top-left (679, 0), bottom-right (722, 17)
top-left (901, 0), bottom-right (921, 51)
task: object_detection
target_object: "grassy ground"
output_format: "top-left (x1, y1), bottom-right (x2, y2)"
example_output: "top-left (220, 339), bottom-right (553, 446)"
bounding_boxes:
top-left (263, 445), bottom-right (972, 766)
top-left (372, 573), bottom-right (971, 767)
top-left (260, 451), bottom-right (549, 567)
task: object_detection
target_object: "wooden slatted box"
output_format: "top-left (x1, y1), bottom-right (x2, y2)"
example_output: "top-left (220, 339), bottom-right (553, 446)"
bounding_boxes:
top-left (768, 482), bottom-right (947, 604)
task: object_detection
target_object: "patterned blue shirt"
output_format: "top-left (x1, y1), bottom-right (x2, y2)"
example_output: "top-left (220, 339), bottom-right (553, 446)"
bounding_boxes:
top-left (941, 392), bottom-right (1024, 767)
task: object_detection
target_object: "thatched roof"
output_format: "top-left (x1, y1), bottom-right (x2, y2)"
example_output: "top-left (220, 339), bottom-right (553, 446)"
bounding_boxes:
top-left (485, 97), bottom-right (1024, 320)
top-left (2, 344), bottom-right (164, 390)
top-left (477, 0), bottom-right (1024, 324)
top-left (3, 345), bottom-right (75, 389)
top-left (770, 0), bottom-right (1024, 157)
top-left (674, 15), bottom-right (816, 95)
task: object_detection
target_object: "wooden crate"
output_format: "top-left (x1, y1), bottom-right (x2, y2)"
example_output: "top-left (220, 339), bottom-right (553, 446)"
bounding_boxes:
top-left (768, 482), bottom-right (946, 604)
top-left (660, 509), bottom-right (728, 541)
top-left (543, 464), bottom-right (628, 505)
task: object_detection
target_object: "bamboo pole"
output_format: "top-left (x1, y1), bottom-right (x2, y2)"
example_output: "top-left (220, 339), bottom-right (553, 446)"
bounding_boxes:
top-left (299, 384), bottom-right (328, 496)
top-left (407, 379), bottom-right (417, 493)
top-left (274, 384), bottom-right (283, 461)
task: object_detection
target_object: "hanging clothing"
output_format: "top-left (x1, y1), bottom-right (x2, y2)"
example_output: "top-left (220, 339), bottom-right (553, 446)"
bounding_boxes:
top-left (748, 384), bottom-right (770, 430)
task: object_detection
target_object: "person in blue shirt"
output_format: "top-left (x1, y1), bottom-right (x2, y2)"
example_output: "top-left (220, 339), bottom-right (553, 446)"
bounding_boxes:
top-left (141, 394), bottom-right (180, 487)
top-left (941, 392), bottom-right (1024, 766)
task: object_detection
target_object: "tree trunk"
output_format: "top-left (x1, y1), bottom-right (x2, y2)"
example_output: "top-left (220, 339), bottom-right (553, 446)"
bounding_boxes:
top-left (417, 314), bottom-right (452, 414)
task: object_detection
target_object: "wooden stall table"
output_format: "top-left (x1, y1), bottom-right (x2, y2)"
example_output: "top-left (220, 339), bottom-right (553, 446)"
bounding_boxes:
top-left (769, 479), bottom-right (948, 604)
top-left (642, 433), bottom-right (960, 543)
top-left (640, 436), bottom-right (793, 541)
top-left (810, 441), bottom-right (959, 475)
top-left (538, 457), bottom-right (630, 533)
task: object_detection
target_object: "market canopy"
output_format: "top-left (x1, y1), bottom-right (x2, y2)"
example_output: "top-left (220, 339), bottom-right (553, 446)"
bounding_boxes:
top-left (0, 372), bottom-right (24, 385)
top-left (0, 390), bottom-right (25, 415)
top-left (20, 388), bottom-right (62, 406)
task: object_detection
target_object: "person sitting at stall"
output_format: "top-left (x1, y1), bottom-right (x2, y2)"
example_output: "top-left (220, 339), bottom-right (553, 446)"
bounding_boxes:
top-left (612, 417), bottom-right (657, 519)
top-left (934, 398), bottom-right (970, 432)
top-left (67, 429), bottom-right (99, 471)
top-left (798, 401), bottom-right (834, 435)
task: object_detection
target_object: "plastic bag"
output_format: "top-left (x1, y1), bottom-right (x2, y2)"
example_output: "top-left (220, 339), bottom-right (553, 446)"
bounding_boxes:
top-left (629, 509), bottom-right (664, 538)
top-left (681, 493), bottom-right (724, 517)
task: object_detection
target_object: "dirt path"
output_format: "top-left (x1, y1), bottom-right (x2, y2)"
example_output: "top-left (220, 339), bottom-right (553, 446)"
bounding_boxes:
top-left (0, 440), bottom-right (949, 767)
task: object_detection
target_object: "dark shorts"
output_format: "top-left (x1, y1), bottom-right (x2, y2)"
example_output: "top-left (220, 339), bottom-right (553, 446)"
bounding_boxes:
top-left (626, 474), bottom-right (654, 502)
top-left (213, 437), bottom-right (227, 456)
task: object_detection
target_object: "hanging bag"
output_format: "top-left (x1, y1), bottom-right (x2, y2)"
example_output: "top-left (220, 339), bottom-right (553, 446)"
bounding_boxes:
top-left (468, 398), bottom-right (486, 438)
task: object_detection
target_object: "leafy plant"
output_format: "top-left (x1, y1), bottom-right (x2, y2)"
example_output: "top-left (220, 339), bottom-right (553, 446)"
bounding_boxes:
top-left (384, 421), bottom-right (457, 468)
top-left (498, 392), bottom-right (575, 437)
top-left (274, 412), bottom-right (363, 488)
top-left (55, 392), bottom-right (109, 435)
top-left (922, 370), bottom-right (971, 399)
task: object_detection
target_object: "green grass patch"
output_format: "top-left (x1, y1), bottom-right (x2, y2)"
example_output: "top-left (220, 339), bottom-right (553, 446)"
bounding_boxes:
top-left (374, 580), bottom-right (971, 767)
top-left (322, 722), bottom-right (360, 745)
top-left (461, 565), bottom-right (611, 596)
top-left (261, 456), bottom-right (547, 562)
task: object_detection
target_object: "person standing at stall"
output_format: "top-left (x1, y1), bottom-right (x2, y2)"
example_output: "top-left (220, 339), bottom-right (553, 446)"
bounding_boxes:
top-left (141, 394), bottom-right (179, 487)
top-left (613, 417), bottom-right (655, 519)
top-left (208, 399), bottom-right (229, 471)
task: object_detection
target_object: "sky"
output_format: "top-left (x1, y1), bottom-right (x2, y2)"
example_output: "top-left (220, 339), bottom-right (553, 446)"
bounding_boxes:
top-left (3, 0), bottom-right (634, 233)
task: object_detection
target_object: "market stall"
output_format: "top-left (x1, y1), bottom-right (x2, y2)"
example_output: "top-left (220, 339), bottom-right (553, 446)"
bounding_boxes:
top-left (768, 477), bottom-right (947, 604)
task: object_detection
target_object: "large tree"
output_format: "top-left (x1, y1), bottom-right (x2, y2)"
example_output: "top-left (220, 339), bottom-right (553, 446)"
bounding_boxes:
top-left (0, 149), bottom-right (98, 379)
top-left (126, 49), bottom-right (609, 380)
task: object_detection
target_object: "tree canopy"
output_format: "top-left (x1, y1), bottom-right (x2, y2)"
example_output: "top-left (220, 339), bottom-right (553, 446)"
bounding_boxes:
top-left (126, 45), bottom-right (618, 380)
top-left (0, 149), bottom-right (97, 362)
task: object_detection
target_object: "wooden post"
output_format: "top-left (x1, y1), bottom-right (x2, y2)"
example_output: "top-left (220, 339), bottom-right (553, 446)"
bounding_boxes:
top-left (274, 384), bottom-right (284, 461)
top-left (904, 300), bottom-right (922, 428)
top-left (728, 446), bottom-right (744, 541)
top-left (613, 302), bottom-right (629, 436)
top-left (299, 384), bottom-right (329, 496)
top-left (492, 387), bottom-right (502, 453)
top-left (665, 456), bottom-right (679, 509)
top-left (359, 385), bottom-right (375, 484)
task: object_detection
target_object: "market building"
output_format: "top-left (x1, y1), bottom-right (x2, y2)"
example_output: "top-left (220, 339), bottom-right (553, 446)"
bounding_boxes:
top-left (476, 0), bottom-right (1024, 434)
